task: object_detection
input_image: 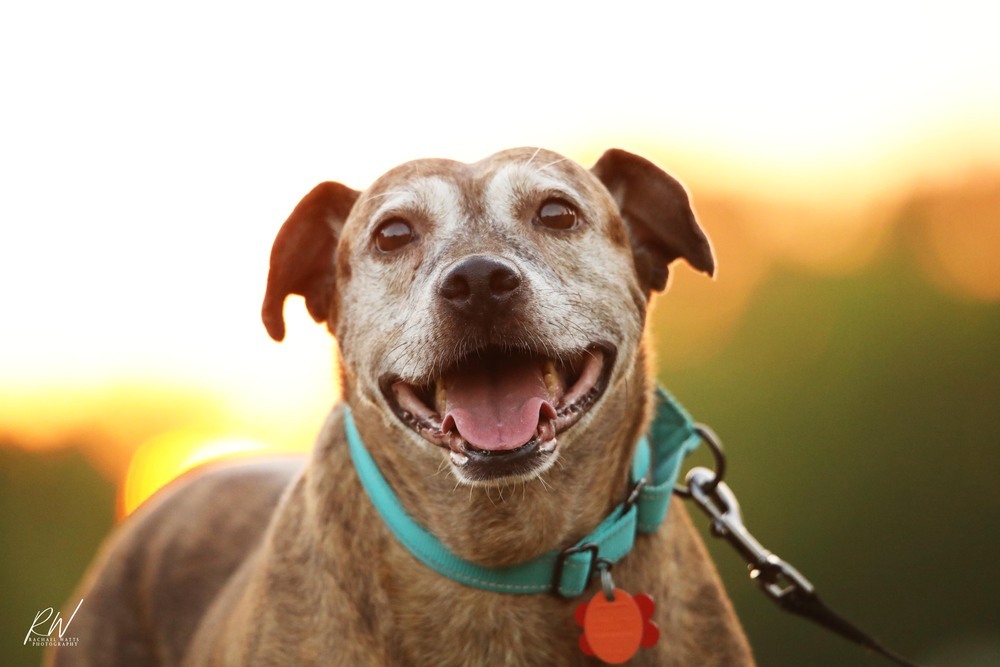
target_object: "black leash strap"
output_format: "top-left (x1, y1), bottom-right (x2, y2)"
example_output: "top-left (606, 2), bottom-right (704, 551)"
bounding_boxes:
top-left (676, 426), bottom-right (920, 667)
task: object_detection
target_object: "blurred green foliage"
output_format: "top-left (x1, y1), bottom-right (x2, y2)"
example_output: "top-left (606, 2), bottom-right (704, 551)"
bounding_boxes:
top-left (0, 215), bottom-right (996, 667)
top-left (0, 446), bottom-right (114, 667)
top-left (658, 222), bottom-right (999, 666)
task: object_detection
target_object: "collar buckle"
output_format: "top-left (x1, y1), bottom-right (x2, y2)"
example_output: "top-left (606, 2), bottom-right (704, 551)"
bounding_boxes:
top-left (551, 542), bottom-right (599, 597)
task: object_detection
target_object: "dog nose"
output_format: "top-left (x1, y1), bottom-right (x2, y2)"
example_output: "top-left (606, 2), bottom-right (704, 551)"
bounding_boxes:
top-left (439, 255), bottom-right (523, 318)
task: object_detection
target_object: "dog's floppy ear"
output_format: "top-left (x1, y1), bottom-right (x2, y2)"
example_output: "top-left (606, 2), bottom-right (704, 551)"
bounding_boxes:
top-left (591, 148), bottom-right (715, 292)
top-left (261, 181), bottom-right (360, 341)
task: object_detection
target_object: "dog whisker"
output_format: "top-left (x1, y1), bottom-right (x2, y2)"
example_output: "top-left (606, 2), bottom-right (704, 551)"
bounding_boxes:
top-left (428, 458), bottom-right (451, 479)
top-left (359, 189), bottom-right (406, 205)
top-left (537, 475), bottom-right (553, 493)
top-left (537, 157), bottom-right (570, 172)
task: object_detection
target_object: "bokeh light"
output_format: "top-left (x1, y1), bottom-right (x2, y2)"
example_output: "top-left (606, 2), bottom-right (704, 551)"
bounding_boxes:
top-left (120, 433), bottom-right (268, 518)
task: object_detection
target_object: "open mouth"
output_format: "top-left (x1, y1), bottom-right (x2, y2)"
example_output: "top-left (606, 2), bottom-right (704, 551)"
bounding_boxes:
top-left (379, 342), bottom-right (615, 482)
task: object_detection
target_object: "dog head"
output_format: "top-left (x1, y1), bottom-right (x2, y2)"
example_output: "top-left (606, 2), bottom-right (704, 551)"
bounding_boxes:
top-left (262, 148), bottom-right (713, 485)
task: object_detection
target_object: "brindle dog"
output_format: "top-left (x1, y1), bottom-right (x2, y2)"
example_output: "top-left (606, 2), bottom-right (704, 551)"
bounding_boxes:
top-left (50, 148), bottom-right (753, 666)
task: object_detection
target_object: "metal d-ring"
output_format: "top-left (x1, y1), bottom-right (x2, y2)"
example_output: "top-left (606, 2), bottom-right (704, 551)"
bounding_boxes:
top-left (595, 558), bottom-right (616, 601)
top-left (673, 424), bottom-right (726, 498)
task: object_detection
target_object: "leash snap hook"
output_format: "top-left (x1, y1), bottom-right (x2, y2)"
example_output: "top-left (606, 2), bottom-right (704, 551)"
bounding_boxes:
top-left (682, 468), bottom-right (920, 666)
top-left (752, 553), bottom-right (815, 602)
top-left (674, 424), bottom-right (726, 497)
top-left (685, 467), bottom-right (817, 599)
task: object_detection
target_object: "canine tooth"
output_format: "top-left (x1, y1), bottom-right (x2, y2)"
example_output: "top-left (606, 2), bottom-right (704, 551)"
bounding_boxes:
top-left (542, 359), bottom-right (560, 398)
top-left (450, 450), bottom-right (469, 466)
top-left (539, 438), bottom-right (557, 453)
top-left (435, 377), bottom-right (446, 413)
top-left (537, 418), bottom-right (556, 444)
top-left (446, 430), bottom-right (466, 451)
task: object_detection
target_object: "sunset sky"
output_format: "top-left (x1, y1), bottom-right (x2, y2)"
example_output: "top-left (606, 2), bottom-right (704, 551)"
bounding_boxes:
top-left (2, 0), bottom-right (998, 513)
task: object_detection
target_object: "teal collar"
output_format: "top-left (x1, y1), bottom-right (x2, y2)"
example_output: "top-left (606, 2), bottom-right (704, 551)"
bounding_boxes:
top-left (344, 386), bottom-right (701, 598)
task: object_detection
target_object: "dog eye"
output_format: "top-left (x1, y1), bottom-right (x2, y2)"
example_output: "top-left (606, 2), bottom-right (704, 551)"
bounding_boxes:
top-left (374, 218), bottom-right (415, 252)
top-left (535, 199), bottom-right (578, 230)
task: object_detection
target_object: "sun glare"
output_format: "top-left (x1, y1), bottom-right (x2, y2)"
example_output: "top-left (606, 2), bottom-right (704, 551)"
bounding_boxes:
top-left (119, 432), bottom-right (272, 519)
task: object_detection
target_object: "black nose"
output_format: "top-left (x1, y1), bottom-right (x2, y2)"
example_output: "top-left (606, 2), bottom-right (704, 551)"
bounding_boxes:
top-left (438, 255), bottom-right (523, 318)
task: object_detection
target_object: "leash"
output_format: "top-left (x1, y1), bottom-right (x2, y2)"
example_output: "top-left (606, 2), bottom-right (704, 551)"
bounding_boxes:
top-left (345, 387), bottom-right (919, 666)
top-left (675, 423), bottom-right (920, 667)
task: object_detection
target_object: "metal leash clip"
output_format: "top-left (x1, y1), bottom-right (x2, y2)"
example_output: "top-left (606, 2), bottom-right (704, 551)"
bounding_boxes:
top-left (676, 424), bottom-right (920, 667)
top-left (684, 466), bottom-right (815, 602)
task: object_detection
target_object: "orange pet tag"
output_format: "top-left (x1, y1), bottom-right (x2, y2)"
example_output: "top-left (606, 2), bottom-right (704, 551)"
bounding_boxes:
top-left (575, 588), bottom-right (659, 664)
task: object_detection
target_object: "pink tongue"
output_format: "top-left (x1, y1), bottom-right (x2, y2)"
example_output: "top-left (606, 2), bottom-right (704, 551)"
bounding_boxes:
top-left (443, 357), bottom-right (554, 451)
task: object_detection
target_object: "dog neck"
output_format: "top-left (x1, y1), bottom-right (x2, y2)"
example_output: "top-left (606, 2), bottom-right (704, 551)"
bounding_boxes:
top-left (338, 352), bottom-right (652, 568)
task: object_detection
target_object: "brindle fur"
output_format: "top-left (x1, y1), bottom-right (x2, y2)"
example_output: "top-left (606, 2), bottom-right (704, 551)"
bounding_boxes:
top-left (49, 148), bottom-right (753, 666)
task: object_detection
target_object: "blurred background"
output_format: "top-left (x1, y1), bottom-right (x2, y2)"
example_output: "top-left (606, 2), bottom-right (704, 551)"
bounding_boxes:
top-left (1, 2), bottom-right (997, 665)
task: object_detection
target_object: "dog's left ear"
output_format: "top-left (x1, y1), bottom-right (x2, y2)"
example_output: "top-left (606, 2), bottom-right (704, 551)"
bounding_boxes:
top-left (261, 181), bottom-right (360, 341)
top-left (591, 148), bottom-right (715, 292)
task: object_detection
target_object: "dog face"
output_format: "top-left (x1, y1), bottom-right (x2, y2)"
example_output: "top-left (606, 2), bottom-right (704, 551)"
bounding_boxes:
top-left (262, 148), bottom-right (714, 485)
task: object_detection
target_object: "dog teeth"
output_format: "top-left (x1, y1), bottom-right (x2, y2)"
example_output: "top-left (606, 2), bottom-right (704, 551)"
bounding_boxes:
top-left (542, 359), bottom-right (560, 398)
top-left (450, 450), bottom-right (469, 466)
top-left (435, 377), bottom-right (447, 413)
top-left (537, 418), bottom-right (556, 445)
top-left (446, 430), bottom-right (466, 451)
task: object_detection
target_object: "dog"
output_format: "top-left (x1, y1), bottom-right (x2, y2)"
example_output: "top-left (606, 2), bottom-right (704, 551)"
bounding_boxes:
top-left (49, 148), bottom-right (753, 666)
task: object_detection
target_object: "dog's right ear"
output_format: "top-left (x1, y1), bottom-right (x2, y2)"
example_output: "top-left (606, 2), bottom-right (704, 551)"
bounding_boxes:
top-left (261, 181), bottom-right (360, 342)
